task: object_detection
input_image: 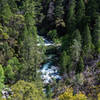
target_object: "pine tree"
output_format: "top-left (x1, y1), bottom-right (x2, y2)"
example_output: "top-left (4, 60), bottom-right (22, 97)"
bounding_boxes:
top-left (76, 57), bottom-right (84, 73)
top-left (83, 24), bottom-right (94, 55)
top-left (46, 85), bottom-right (53, 99)
top-left (8, 0), bottom-right (18, 13)
top-left (60, 51), bottom-right (70, 73)
top-left (93, 15), bottom-right (100, 53)
top-left (4, 65), bottom-right (15, 83)
top-left (0, 65), bottom-right (5, 92)
top-left (22, 34), bottom-right (44, 81)
top-left (0, 0), bottom-right (12, 23)
top-left (54, 0), bottom-right (64, 19)
top-left (66, 0), bottom-right (76, 33)
top-left (86, 0), bottom-right (98, 19)
top-left (73, 29), bottom-right (82, 42)
top-left (70, 39), bottom-right (81, 62)
top-left (34, 0), bottom-right (44, 24)
top-left (69, 29), bottom-right (82, 62)
top-left (76, 0), bottom-right (85, 30)
top-left (22, 0), bottom-right (37, 35)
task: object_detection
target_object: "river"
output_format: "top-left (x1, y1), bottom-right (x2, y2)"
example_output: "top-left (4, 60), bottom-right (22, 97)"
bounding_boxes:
top-left (37, 36), bottom-right (62, 93)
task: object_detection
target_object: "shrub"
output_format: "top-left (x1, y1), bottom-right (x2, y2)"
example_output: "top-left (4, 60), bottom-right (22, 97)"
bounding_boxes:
top-left (58, 88), bottom-right (87, 100)
top-left (11, 80), bottom-right (46, 100)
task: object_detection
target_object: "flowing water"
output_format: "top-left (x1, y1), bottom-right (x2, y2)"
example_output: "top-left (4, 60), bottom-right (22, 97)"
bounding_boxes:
top-left (37, 35), bottom-right (62, 93)
top-left (38, 36), bottom-right (62, 84)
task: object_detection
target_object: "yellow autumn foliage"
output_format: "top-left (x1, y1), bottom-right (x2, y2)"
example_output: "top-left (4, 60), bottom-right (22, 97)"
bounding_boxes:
top-left (58, 88), bottom-right (87, 100)
top-left (98, 93), bottom-right (100, 100)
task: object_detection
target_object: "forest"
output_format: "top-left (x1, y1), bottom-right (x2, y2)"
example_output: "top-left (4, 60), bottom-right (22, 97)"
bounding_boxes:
top-left (0, 0), bottom-right (100, 100)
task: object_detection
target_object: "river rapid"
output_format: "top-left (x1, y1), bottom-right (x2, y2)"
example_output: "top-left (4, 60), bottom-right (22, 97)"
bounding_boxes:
top-left (37, 36), bottom-right (62, 93)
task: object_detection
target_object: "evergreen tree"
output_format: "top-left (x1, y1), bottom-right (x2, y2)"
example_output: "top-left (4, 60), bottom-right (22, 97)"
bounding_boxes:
top-left (60, 51), bottom-right (70, 73)
top-left (22, 34), bottom-right (44, 81)
top-left (8, 0), bottom-right (18, 13)
top-left (54, 0), bottom-right (64, 19)
top-left (22, 0), bottom-right (37, 35)
top-left (83, 24), bottom-right (94, 55)
top-left (66, 0), bottom-right (76, 33)
top-left (76, 0), bottom-right (85, 30)
top-left (86, 0), bottom-right (98, 19)
top-left (11, 80), bottom-right (46, 100)
top-left (47, 29), bottom-right (57, 40)
top-left (46, 85), bottom-right (53, 99)
top-left (73, 29), bottom-right (82, 42)
top-left (4, 65), bottom-right (15, 83)
top-left (69, 29), bottom-right (82, 62)
top-left (0, 65), bottom-right (5, 92)
top-left (34, 0), bottom-right (44, 24)
top-left (93, 15), bottom-right (100, 53)
top-left (7, 57), bottom-right (21, 82)
top-left (70, 39), bottom-right (81, 62)
top-left (76, 57), bottom-right (84, 73)
top-left (0, 0), bottom-right (12, 23)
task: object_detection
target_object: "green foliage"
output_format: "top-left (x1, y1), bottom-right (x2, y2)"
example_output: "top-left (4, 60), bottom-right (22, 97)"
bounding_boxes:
top-left (76, 0), bottom-right (85, 23)
top-left (60, 51), bottom-right (70, 73)
top-left (76, 57), bottom-right (84, 73)
top-left (54, 0), bottom-right (64, 19)
top-left (21, 34), bottom-right (44, 81)
top-left (0, 0), bottom-right (100, 99)
top-left (8, 14), bottom-right (25, 39)
top-left (34, 0), bottom-right (44, 24)
top-left (22, 0), bottom-right (36, 35)
top-left (70, 39), bottom-right (81, 62)
top-left (8, 0), bottom-right (18, 13)
top-left (0, 0), bottom-right (12, 23)
top-left (83, 24), bottom-right (94, 55)
top-left (4, 65), bottom-right (15, 83)
top-left (6, 57), bottom-right (22, 83)
top-left (73, 29), bottom-right (82, 42)
top-left (46, 85), bottom-right (53, 99)
top-left (76, 0), bottom-right (85, 31)
top-left (47, 29), bottom-right (57, 40)
top-left (69, 30), bottom-right (82, 62)
top-left (86, 0), bottom-right (98, 19)
top-left (11, 80), bottom-right (46, 100)
top-left (93, 15), bottom-right (100, 53)
top-left (0, 65), bottom-right (5, 92)
top-left (66, 0), bottom-right (76, 33)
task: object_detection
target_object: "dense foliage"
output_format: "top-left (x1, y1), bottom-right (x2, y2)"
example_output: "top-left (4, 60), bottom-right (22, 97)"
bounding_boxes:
top-left (0, 0), bottom-right (100, 100)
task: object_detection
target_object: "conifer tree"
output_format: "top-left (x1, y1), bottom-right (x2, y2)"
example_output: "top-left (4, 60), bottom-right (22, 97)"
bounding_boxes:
top-left (54, 0), bottom-right (64, 19)
top-left (22, 34), bottom-right (44, 81)
top-left (0, 0), bottom-right (12, 23)
top-left (76, 57), bottom-right (84, 73)
top-left (22, 0), bottom-right (37, 35)
top-left (70, 29), bottom-right (82, 62)
top-left (83, 24), bottom-right (94, 55)
top-left (73, 29), bottom-right (82, 42)
top-left (66, 0), bottom-right (76, 33)
top-left (60, 51), bottom-right (70, 73)
top-left (70, 39), bottom-right (81, 62)
top-left (4, 65), bottom-right (15, 83)
top-left (34, 0), bottom-right (44, 24)
top-left (93, 15), bottom-right (100, 53)
top-left (76, 0), bottom-right (85, 30)
top-left (8, 0), bottom-right (18, 13)
top-left (86, 0), bottom-right (98, 19)
top-left (0, 65), bottom-right (5, 92)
